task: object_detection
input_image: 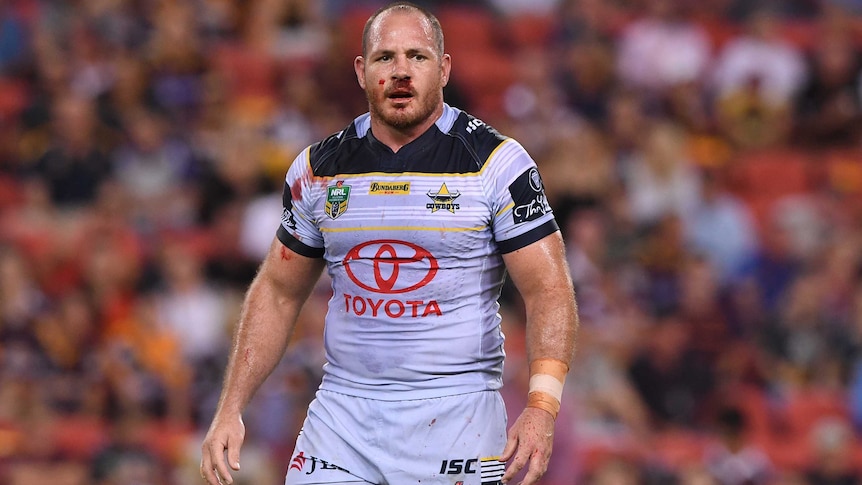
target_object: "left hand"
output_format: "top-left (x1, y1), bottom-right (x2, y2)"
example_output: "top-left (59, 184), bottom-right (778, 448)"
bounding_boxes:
top-left (500, 407), bottom-right (555, 484)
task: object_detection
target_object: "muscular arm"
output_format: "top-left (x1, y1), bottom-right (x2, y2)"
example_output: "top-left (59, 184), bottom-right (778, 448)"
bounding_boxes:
top-left (500, 231), bottom-right (578, 484)
top-left (503, 231), bottom-right (577, 366)
top-left (201, 238), bottom-right (325, 485)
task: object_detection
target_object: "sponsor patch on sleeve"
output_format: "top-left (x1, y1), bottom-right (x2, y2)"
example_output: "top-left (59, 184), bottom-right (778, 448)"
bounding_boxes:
top-left (508, 167), bottom-right (551, 224)
top-left (281, 182), bottom-right (297, 230)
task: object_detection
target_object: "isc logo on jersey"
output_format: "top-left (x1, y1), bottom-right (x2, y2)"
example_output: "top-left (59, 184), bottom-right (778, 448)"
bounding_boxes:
top-left (342, 240), bottom-right (442, 318)
top-left (465, 117), bottom-right (485, 133)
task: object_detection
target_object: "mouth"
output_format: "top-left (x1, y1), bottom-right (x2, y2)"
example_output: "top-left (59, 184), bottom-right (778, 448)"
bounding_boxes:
top-left (388, 92), bottom-right (414, 103)
top-left (386, 85), bottom-right (415, 103)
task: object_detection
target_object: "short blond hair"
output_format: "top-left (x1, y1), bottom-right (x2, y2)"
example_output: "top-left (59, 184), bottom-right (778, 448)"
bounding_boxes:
top-left (361, 2), bottom-right (444, 58)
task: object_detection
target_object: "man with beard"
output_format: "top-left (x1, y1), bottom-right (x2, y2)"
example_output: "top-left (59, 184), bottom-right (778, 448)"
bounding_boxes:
top-left (200, 3), bottom-right (579, 485)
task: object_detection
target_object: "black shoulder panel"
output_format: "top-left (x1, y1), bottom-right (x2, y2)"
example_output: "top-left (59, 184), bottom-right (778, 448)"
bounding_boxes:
top-left (447, 112), bottom-right (509, 171)
top-left (307, 112), bottom-right (510, 176)
top-left (307, 122), bottom-right (367, 176)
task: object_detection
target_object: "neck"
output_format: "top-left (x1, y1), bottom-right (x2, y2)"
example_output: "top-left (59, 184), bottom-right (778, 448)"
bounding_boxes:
top-left (370, 104), bottom-right (444, 153)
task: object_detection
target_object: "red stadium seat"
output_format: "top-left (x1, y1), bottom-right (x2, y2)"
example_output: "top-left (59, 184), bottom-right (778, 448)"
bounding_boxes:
top-left (336, 6), bottom-right (379, 57)
top-left (727, 149), bottom-right (814, 231)
top-left (436, 5), bottom-right (501, 57)
top-left (505, 14), bottom-right (558, 48)
top-left (784, 388), bottom-right (850, 439)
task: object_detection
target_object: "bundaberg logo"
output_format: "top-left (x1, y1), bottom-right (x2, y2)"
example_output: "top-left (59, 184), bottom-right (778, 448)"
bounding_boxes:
top-left (369, 181), bottom-right (411, 195)
top-left (426, 183), bottom-right (460, 213)
top-left (325, 181), bottom-right (351, 219)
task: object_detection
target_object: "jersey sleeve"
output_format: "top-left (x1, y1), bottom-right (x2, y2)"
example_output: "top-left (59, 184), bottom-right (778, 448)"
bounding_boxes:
top-left (485, 139), bottom-right (559, 253)
top-left (276, 148), bottom-right (325, 258)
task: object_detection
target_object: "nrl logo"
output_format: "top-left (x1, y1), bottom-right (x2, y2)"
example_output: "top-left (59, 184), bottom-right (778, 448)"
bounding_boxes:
top-left (426, 183), bottom-right (460, 213)
top-left (325, 181), bottom-right (351, 219)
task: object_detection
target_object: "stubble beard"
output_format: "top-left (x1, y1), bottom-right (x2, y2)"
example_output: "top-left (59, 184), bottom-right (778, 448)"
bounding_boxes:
top-left (367, 83), bottom-right (443, 131)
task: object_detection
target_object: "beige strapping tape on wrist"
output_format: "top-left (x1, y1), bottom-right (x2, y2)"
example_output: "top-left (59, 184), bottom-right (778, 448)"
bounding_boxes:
top-left (526, 358), bottom-right (569, 420)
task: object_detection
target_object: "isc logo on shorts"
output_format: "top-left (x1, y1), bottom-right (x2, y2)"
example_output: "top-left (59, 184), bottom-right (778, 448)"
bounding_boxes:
top-left (439, 457), bottom-right (504, 484)
top-left (440, 458), bottom-right (478, 474)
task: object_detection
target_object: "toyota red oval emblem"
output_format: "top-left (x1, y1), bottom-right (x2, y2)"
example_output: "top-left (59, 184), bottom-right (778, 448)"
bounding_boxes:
top-left (343, 240), bottom-right (439, 294)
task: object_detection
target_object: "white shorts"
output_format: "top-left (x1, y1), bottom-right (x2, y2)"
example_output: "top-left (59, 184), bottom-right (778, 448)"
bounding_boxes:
top-left (284, 389), bottom-right (508, 485)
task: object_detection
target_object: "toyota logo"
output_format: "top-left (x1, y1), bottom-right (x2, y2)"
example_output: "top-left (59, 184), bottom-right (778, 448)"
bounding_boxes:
top-left (343, 240), bottom-right (438, 294)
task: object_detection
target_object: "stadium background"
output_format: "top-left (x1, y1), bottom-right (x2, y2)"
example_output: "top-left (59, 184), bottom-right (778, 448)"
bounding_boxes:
top-left (1, 0), bottom-right (862, 483)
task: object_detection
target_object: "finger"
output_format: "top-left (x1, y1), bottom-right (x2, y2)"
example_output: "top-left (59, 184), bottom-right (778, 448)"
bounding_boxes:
top-left (201, 445), bottom-right (220, 485)
top-left (519, 449), bottom-right (550, 485)
top-left (227, 434), bottom-right (242, 471)
top-left (502, 447), bottom-right (529, 484)
top-left (500, 431), bottom-right (518, 462)
top-left (209, 441), bottom-right (235, 484)
top-left (201, 460), bottom-right (220, 485)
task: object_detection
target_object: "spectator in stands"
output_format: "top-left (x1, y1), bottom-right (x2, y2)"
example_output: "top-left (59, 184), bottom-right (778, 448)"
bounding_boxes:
top-left (739, 210), bottom-right (805, 319)
top-left (684, 168), bottom-right (759, 286)
top-left (146, 1), bottom-right (206, 124)
top-left (558, 35), bottom-right (617, 123)
top-left (616, 0), bottom-right (712, 101)
top-left (704, 406), bottom-right (773, 485)
top-left (760, 270), bottom-right (854, 390)
top-left (501, 46), bottom-right (579, 157)
top-left (628, 313), bottom-right (715, 428)
top-left (803, 417), bottom-right (860, 485)
top-left (622, 120), bottom-right (702, 228)
top-left (33, 290), bottom-right (106, 417)
top-left (793, 14), bottom-right (862, 147)
top-left (677, 255), bottom-right (733, 367)
top-left (153, 237), bottom-right (232, 424)
top-left (0, 244), bottom-right (46, 343)
top-left (96, 56), bottom-right (159, 136)
top-left (89, 413), bottom-right (169, 485)
top-left (101, 294), bottom-right (192, 422)
top-left (110, 108), bottom-right (199, 232)
top-left (487, 0), bottom-right (562, 17)
top-left (712, 7), bottom-right (806, 148)
top-left (0, 2), bottom-right (30, 76)
top-left (711, 7), bottom-right (807, 107)
top-left (29, 93), bottom-right (113, 207)
top-left (586, 456), bottom-right (643, 485)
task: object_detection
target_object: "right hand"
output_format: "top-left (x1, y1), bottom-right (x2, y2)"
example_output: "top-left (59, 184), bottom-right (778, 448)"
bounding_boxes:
top-left (201, 414), bottom-right (245, 484)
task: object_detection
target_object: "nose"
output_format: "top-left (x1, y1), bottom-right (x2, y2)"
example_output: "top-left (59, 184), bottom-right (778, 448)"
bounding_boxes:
top-left (391, 54), bottom-right (411, 80)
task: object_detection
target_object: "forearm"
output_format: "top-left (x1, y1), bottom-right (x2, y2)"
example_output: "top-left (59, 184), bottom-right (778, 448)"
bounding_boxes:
top-left (504, 232), bottom-right (579, 419)
top-left (524, 283), bottom-right (578, 366)
top-left (522, 283), bottom-right (578, 419)
top-left (212, 274), bottom-right (299, 418)
top-left (212, 245), bottom-right (323, 420)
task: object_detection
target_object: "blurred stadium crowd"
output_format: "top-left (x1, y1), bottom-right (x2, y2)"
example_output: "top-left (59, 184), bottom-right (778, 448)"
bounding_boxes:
top-left (1, 0), bottom-right (862, 484)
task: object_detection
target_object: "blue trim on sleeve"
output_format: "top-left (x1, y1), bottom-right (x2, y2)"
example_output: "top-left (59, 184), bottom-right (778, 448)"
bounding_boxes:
top-left (276, 226), bottom-right (325, 258)
top-left (496, 220), bottom-right (559, 254)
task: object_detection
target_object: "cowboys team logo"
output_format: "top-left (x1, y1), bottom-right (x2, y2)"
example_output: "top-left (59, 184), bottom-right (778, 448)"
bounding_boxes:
top-left (325, 181), bottom-right (351, 219)
top-left (426, 183), bottom-right (460, 213)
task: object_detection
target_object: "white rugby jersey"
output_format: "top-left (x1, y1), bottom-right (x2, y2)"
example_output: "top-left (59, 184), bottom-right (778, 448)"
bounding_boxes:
top-left (278, 104), bottom-right (558, 400)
